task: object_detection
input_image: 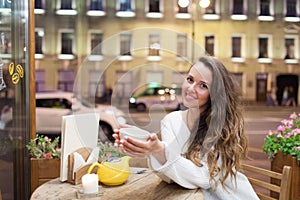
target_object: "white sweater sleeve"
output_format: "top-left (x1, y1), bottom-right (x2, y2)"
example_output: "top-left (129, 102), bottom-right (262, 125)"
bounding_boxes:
top-left (148, 112), bottom-right (221, 189)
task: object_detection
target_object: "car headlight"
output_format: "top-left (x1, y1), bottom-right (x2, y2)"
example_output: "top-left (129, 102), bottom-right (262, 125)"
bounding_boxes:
top-left (129, 97), bottom-right (136, 104)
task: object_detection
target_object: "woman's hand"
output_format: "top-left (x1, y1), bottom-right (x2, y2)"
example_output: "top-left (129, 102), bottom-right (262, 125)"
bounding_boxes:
top-left (120, 133), bottom-right (164, 158)
top-left (113, 124), bottom-right (132, 147)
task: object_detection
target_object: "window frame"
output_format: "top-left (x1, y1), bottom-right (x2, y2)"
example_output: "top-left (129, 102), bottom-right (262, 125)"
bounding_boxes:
top-left (258, 34), bottom-right (272, 63)
top-left (56, 0), bottom-right (77, 15)
top-left (175, 0), bottom-right (191, 19)
top-left (203, 0), bottom-right (220, 20)
top-left (147, 33), bottom-right (161, 61)
top-left (284, 0), bottom-right (300, 22)
top-left (284, 35), bottom-right (299, 63)
top-left (119, 32), bottom-right (133, 61)
top-left (86, 0), bottom-right (106, 16)
top-left (205, 34), bottom-right (215, 56)
top-left (145, 0), bottom-right (164, 18)
top-left (36, 69), bottom-right (46, 92)
top-left (34, 0), bottom-right (45, 14)
top-left (115, 0), bottom-right (136, 17)
top-left (57, 29), bottom-right (75, 60)
top-left (257, 0), bottom-right (274, 21)
top-left (88, 69), bottom-right (106, 98)
top-left (231, 34), bottom-right (246, 63)
top-left (87, 30), bottom-right (104, 61)
top-left (57, 69), bottom-right (75, 92)
top-left (34, 28), bottom-right (45, 59)
top-left (176, 33), bottom-right (188, 59)
top-left (230, 0), bottom-right (248, 20)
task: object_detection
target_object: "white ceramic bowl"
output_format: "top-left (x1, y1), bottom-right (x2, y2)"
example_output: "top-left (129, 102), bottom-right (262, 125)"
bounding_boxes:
top-left (119, 127), bottom-right (151, 142)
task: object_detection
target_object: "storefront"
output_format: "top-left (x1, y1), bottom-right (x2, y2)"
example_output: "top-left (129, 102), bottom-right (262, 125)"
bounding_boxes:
top-left (0, 0), bottom-right (35, 199)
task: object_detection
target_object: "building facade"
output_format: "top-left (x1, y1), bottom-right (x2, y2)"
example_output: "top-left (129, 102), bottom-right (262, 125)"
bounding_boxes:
top-left (33, 0), bottom-right (299, 105)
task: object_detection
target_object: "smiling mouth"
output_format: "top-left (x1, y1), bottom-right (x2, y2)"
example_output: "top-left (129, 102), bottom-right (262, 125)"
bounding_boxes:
top-left (185, 93), bottom-right (196, 101)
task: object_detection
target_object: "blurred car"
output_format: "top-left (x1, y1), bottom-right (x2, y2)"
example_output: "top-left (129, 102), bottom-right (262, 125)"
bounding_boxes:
top-left (129, 85), bottom-right (183, 112)
top-left (35, 91), bottom-right (126, 142)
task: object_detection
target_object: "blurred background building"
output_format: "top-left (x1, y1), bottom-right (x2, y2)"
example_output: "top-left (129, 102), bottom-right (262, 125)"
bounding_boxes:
top-left (0, 1), bottom-right (299, 199)
top-left (30, 0), bottom-right (299, 105)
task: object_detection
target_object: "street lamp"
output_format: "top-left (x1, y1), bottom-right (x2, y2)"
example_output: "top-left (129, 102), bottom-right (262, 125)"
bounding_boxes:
top-left (177, 0), bottom-right (210, 61)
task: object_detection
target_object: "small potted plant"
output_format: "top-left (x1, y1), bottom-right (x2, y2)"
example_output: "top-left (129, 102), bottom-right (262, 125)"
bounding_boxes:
top-left (26, 134), bottom-right (61, 159)
top-left (262, 112), bottom-right (300, 199)
top-left (262, 112), bottom-right (300, 163)
top-left (26, 135), bottom-right (61, 193)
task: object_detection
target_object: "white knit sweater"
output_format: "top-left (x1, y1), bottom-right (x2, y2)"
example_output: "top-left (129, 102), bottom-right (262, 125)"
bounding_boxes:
top-left (148, 111), bottom-right (259, 200)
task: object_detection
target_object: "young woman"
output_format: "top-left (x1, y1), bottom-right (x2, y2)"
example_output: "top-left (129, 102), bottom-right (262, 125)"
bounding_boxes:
top-left (114, 56), bottom-right (259, 199)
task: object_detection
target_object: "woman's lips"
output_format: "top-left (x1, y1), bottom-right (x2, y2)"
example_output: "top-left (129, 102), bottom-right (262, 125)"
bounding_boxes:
top-left (184, 93), bottom-right (196, 101)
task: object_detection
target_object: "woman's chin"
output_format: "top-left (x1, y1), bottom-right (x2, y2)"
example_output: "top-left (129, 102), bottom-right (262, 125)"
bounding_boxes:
top-left (183, 100), bottom-right (198, 108)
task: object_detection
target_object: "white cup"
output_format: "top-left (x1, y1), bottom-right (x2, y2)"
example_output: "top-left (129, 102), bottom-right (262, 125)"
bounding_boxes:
top-left (119, 126), bottom-right (151, 142)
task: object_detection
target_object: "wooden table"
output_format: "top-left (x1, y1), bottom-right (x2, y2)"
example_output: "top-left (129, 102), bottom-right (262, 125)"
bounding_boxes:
top-left (30, 168), bottom-right (203, 200)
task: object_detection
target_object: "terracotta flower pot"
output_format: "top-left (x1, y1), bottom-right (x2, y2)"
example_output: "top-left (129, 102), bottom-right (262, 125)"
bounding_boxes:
top-left (30, 158), bottom-right (60, 194)
top-left (271, 151), bottom-right (299, 200)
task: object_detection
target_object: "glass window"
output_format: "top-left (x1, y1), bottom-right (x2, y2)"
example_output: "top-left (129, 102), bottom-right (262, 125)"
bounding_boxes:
top-left (36, 69), bottom-right (45, 92)
top-left (34, 0), bottom-right (45, 14)
top-left (146, 0), bottom-right (163, 18)
top-left (285, 38), bottom-right (295, 59)
top-left (177, 34), bottom-right (187, 58)
top-left (259, 0), bottom-right (270, 16)
top-left (35, 0), bottom-right (44, 9)
top-left (89, 70), bottom-right (105, 98)
top-left (286, 0), bottom-right (297, 17)
top-left (258, 37), bottom-right (268, 58)
top-left (61, 0), bottom-right (72, 9)
top-left (205, 35), bottom-right (214, 56)
top-left (35, 29), bottom-right (44, 54)
top-left (149, 0), bottom-right (160, 12)
top-left (61, 32), bottom-right (74, 55)
top-left (149, 34), bottom-right (160, 56)
top-left (118, 0), bottom-right (132, 11)
top-left (90, 32), bottom-right (103, 55)
top-left (120, 33), bottom-right (132, 56)
top-left (232, 0), bottom-right (244, 14)
top-left (177, 5), bottom-right (188, 14)
top-left (232, 36), bottom-right (241, 57)
top-left (87, 0), bottom-right (106, 16)
top-left (0, 0), bottom-right (11, 8)
top-left (175, 0), bottom-right (191, 19)
top-left (205, 0), bottom-right (216, 14)
top-left (57, 70), bottom-right (74, 92)
top-left (115, 0), bottom-right (135, 17)
top-left (89, 0), bottom-right (104, 11)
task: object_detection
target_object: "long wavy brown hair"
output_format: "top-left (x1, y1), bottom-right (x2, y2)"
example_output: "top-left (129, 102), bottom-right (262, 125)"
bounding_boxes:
top-left (184, 56), bottom-right (248, 189)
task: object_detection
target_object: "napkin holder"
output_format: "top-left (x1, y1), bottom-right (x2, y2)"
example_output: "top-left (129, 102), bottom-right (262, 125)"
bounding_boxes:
top-left (67, 147), bottom-right (97, 185)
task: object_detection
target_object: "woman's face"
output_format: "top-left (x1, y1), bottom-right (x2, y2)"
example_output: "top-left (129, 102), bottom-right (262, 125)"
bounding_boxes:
top-left (182, 62), bottom-right (212, 109)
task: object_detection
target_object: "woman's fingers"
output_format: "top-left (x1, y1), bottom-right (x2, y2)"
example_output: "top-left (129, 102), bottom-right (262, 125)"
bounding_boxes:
top-left (119, 124), bottom-right (132, 128)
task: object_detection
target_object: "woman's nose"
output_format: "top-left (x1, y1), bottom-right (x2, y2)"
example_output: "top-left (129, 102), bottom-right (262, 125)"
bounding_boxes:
top-left (187, 83), bottom-right (196, 92)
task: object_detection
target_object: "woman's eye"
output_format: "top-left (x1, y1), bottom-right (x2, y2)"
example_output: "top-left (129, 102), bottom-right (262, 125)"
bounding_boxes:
top-left (186, 77), bottom-right (193, 83)
top-left (199, 83), bottom-right (208, 89)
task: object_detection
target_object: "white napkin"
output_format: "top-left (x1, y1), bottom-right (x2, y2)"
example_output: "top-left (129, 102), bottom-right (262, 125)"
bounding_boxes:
top-left (72, 147), bottom-right (99, 179)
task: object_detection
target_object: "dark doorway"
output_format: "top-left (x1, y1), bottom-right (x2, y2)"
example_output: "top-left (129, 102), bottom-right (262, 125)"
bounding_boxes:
top-left (256, 73), bottom-right (268, 102)
top-left (276, 74), bottom-right (298, 106)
